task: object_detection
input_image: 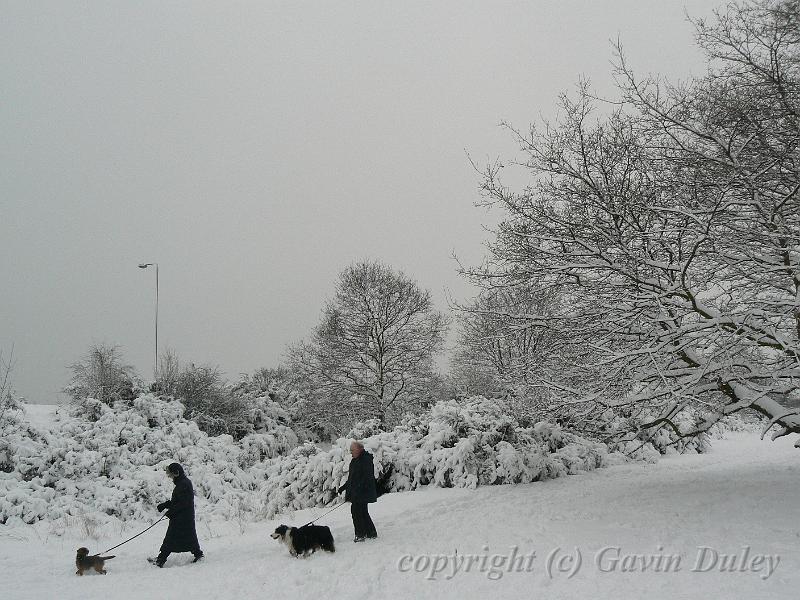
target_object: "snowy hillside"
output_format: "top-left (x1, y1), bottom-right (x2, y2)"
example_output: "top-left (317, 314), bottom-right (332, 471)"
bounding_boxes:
top-left (2, 432), bottom-right (796, 600)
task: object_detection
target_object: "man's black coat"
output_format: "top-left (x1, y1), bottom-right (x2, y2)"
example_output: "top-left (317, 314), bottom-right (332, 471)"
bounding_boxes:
top-left (157, 463), bottom-right (201, 553)
top-left (341, 450), bottom-right (377, 504)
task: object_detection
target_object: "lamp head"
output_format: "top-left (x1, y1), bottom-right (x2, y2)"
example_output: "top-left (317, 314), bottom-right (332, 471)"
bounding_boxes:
top-left (138, 263), bottom-right (150, 269)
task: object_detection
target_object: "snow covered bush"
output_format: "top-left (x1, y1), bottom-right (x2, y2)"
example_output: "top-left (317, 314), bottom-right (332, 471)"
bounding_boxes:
top-left (601, 406), bottom-right (765, 459)
top-left (154, 358), bottom-right (300, 441)
top-left (0, 393), bottom-right (758, 528)
top-left (347, 418), bottom-right (386, 440)
top-left (260, 396), bottom-right (608, 518)
top-left (0, 392), bottom-right (45, 477)
top-left (600, 407), bottom-right (714, 458)
top-left (164, 363), bottom-right (253, 438)
top-left (0, 393), bottom-right (299, 526)
top-left (63, 344), bottom-right (139, 412)
top-left (708, 411), bottom-right (764, 437)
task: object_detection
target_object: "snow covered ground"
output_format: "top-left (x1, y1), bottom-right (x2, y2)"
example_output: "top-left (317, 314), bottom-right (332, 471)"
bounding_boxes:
top-left (18, 403), bottom-right (63, 431)
top-left (2, 425), bottom-right (797, 600)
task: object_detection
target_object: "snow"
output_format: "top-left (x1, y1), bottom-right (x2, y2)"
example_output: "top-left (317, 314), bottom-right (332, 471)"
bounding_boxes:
top-left (1, 395), bottom-right (300, 524)
top-left (15, 403), bottom-right (61, 431)
top-left (1, 431), bottom-right (796, 600)
top-left (1, 395), bottom-right (608, 525)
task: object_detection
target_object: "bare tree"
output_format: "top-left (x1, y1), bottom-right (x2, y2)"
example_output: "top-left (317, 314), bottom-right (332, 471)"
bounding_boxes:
top-left (0, 347), bottom-right (23, 423)
top-left (468, 0), bottom-right (800, 447)
top-left (175, 363), bottom-right (250, 437)
top-left (451, 285), bottom-right (558, 397)
top-left (64, 343), bottom-right (137, 407)
top-left (154, 350), bottom-right (251, 438)
top-left (289, 260), bottom-right (448, 427)
top-left (154, 348), bottom-right (181, 397)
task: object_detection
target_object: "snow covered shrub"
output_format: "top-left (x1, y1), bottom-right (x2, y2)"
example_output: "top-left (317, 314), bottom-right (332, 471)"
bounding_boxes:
top-left (260, 396), bottom-right (607, 518)
top-left (347, 418), bottom-right (386, 439)
top-left (233, 367), bottom-right (300, 404)
top-left (155, 364), bottom-right (304, 441)
top-left (613, 440), bottom-right (662, 464)
top-left (5, 392), bottom-right (755, 528)
top-left (155, 357), bottom-right (294, 441)
top-left (261, 443), bottom-right (350, 517)
top-left (0, 400), bottom-right (52, 523)
top-left (247, 395), bottom-right (293, 431)
top-left (236, 368), bottom-right (398, 443)
top-left (0, 393), bottom-right (299, 525)
top-left (169, 363), bottom-right (253, 439)
top-left (0, 349), bottom-right (45, 479)
top-left (288, 392), bottom-right (369, 442)
top-left (69, 396), bottom-right (109, 422)
top-left (708, 411), bottom-right (764, 437)
top-left (601, 406), bottom-right (715, 457)
top-left (0, 397), bottom-right (45, 478)
top-left (236, 401), bottom-right (300, 468)
top-left (63, 343), bottom-right (138, 408)
top-left (133, 393), bottom-right (185, 427)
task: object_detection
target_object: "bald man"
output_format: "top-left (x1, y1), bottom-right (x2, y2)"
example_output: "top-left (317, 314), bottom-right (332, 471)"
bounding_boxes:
top-left (338, 441), bottom-right (378, 542)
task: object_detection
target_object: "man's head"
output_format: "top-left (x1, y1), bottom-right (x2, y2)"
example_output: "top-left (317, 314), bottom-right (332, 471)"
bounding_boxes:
top-left (349, 440), bottom-right (364, 458)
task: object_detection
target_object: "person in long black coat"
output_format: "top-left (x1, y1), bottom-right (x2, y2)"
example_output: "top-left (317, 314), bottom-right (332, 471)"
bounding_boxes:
top-left (338, 441), bottom-right (378, 542)
top-left (151, 463), bottom-right (203, 567)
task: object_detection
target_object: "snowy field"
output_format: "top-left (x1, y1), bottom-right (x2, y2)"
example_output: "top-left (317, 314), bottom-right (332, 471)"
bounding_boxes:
top-left (2, 411), bottom-right (797, 600)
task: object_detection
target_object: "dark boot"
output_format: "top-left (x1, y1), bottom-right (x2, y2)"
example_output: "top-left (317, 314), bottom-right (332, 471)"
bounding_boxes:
top-left (147, 555), bottom-right (166, 568)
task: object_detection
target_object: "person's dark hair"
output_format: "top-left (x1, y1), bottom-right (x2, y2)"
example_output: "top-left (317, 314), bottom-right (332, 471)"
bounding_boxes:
top-left (165, 462), bottom-right (183, 477)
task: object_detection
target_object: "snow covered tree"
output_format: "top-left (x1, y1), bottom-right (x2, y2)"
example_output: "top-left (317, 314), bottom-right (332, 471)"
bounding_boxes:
top-left (0, 348), bottom-right (20, 416)
top-left (467, 0), bottom-right (800, 447)
top-left (64, 344), bottom-right (137, 410)
top-left (153, 348), bottom-right (181, 396)
top-left (451, 284), bottom-right (558, 397)
top-left (289, 260), bottom-right (447, 430)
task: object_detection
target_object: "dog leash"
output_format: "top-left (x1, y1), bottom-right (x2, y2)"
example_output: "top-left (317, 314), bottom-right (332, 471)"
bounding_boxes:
top-left (92, 515), bottom-right (167, 556)
top-left (301, 501), bottom-right (346, 527)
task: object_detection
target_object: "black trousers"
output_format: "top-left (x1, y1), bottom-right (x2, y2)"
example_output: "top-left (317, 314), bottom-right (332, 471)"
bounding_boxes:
top-left (350, 502), bottom-right (377, 538)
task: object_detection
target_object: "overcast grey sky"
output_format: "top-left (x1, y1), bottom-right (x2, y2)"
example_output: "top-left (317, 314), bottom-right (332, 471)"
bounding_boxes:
top-left (1, 1), bottom-right (725, 403)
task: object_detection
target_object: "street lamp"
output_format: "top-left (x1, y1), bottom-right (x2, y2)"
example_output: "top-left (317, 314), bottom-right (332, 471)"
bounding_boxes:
top-left (138, 262), bottom-right (159, 379)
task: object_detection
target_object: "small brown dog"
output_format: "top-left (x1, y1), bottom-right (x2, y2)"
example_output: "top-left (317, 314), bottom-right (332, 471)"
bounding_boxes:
top-left (75, 547), bottom-right (115, 575)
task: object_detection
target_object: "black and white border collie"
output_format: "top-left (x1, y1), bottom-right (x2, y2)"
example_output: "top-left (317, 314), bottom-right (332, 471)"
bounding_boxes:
top-left (271, 524), bottom-right (336, 557)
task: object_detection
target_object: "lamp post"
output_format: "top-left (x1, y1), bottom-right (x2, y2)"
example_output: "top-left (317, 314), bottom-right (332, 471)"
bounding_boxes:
top-left (138, 262), bottom-right (159, 379)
